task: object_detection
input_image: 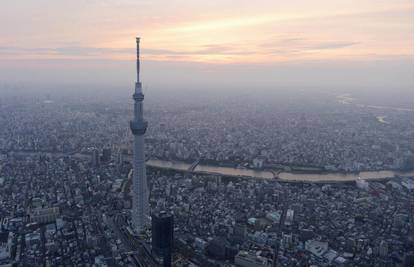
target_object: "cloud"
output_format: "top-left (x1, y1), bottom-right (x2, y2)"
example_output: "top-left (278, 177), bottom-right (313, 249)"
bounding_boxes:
top-left (0, 39), bottom-right (359, 63)
top-left (0, 46), bottom-right (52, 55)
top-left (257, 38), bottom-right (360, 58)
top-left (145, 44), bottom-right (252, 56)
top-left (0, 44), bottom-right (256, 58)
top-left (0, 46), bottom-right (135, 58)
top-left (306, 42), bottom-right (359, 50)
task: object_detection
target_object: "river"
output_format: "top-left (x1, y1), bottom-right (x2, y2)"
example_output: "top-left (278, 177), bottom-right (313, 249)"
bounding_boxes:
top-left (146, 159), bottom-right (414, 183)
top-left (5, 152), bottom-right (413, 183)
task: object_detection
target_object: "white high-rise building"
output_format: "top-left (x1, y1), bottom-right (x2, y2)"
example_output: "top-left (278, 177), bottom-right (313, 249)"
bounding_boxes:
top-left (130, 37), bottom-right (149, 232)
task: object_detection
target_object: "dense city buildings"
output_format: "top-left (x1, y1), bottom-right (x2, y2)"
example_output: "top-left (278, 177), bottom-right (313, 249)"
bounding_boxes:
top-left (2, 0), bottom-right (414, 265)
top-left (0, 83), bottom-right (413, 266)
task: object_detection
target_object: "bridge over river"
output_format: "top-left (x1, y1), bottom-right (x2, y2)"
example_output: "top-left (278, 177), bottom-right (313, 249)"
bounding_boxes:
top-left (4, 151), bottom-right (413, 183)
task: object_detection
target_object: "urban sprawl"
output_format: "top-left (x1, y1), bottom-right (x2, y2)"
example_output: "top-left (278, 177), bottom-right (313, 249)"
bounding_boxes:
top-left (0, 89), bottom-right (414, 267)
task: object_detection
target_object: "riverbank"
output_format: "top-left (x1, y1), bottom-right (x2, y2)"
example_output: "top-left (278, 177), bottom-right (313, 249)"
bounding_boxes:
top-left (3, 151), bottom-right (413, 183)
top-left (146, 159), bottom-right (414, 183)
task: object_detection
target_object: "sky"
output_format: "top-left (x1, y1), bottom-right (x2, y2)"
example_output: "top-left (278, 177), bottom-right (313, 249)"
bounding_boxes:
top-left (1, 0), bottom-right (414, 91)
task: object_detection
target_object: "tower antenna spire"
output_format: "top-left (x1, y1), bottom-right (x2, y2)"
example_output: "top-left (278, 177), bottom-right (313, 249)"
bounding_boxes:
top-left (136, 37), bottom-right (140, 83)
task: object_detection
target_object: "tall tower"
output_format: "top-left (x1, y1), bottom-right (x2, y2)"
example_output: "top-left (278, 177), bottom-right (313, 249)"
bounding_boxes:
top-left (130, 37), bottom-right (149, 232)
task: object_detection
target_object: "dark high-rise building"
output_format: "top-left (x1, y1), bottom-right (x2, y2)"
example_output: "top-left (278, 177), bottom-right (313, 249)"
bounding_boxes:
top-left (403, 252), bottom-right (414, 267)
top-left (102, 147), bottom-right (111, 162)
top-left (152, 211), bottom-right (173, 267)
top-left (233, 223), bottom-right (246, 243)
top-left (92, 148), bottom-right (100, 167)
top-left (206, 237), bottom-right (228, 260)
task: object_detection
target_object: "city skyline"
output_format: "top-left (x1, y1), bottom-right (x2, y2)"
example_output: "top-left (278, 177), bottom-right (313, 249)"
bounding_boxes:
top-left (1, 2), bottom-right (414, 266)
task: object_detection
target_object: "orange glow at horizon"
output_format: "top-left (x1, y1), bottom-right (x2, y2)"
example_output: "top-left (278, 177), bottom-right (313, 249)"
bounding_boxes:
top-left (1, 1), bottom-right (414, 64)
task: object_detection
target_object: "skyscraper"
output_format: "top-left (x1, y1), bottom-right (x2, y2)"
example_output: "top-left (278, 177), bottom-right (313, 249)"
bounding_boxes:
top-left (91, 148), bottom-right (100, 167)
top-left (130, 37), bottom-right (149, 232)
top-left (403, 252), bottom-right (414, 267)
top-left (152, 211), bottom-right (174, 267)
top-left (102, 147), bottom-right (111, 162)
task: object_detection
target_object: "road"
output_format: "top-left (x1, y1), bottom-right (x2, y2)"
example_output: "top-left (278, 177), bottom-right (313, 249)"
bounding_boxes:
top-left (106, 214), bottom-right (157, 267)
